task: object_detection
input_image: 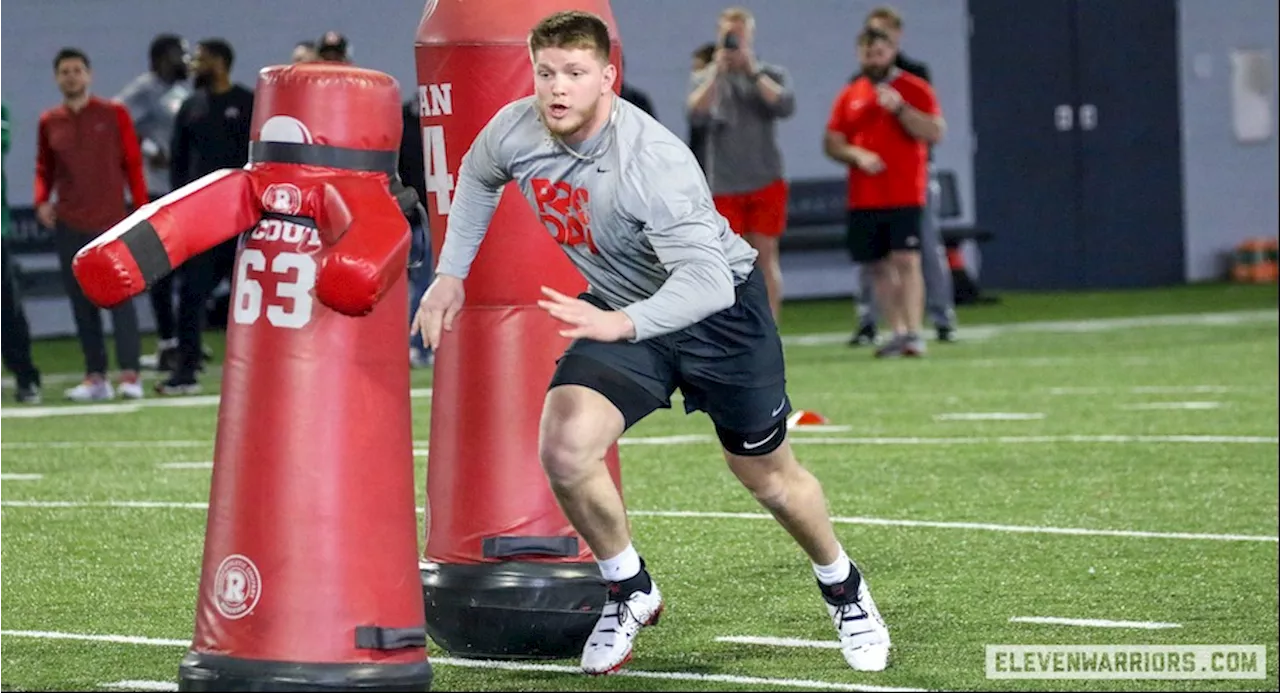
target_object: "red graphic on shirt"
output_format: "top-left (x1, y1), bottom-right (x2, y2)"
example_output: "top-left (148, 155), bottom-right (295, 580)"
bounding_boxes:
top-left (532, 178), bottom-right (598, 254)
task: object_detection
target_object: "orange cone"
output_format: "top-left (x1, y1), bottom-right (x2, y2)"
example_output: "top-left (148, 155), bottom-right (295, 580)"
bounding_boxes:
top-left (787, 409), bottom-right (830, 429)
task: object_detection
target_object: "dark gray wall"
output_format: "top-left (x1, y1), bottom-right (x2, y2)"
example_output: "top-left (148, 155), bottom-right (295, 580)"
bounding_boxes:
top-left (1178, 0), bottom-right (1280, 281)
top-left (0, 0), bottom-right (977, 226)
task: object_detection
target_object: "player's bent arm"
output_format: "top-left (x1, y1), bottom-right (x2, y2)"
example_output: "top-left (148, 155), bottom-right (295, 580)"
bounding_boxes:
top-left (431, 105), bottom-right (519, 279)
top-left (621, 236), bottom-right (735, 342)
top-left (618, 145), bottom-right (735, 341)
top-left (432, 172), bottom-right (503, 280)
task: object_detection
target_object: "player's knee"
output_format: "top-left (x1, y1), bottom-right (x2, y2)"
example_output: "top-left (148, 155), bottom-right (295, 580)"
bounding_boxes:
top-left (891, 249), bottom-right (920, 269)
top-left (538, 424), bottom-right (602, 488)
top-left (747, 471), bottom-right (789, 512)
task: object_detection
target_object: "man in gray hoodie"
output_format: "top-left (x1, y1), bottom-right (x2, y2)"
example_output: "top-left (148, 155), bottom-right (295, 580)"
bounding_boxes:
top-left (115, 33), bottom-right (191, 370)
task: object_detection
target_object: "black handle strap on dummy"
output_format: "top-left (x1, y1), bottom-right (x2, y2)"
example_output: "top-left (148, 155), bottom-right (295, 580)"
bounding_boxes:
top-left (354, 625), bottom-right (428, 651)
top-left (249, 141), bottom-right (398, 176)
top-left (482, 535), bottom-right (580, 559)
top-left (389, 176), bottom-right (430, 270)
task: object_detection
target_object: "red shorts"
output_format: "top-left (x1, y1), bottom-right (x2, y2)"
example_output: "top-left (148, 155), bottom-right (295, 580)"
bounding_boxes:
top-left (713, 179), bottom-right (789, 238)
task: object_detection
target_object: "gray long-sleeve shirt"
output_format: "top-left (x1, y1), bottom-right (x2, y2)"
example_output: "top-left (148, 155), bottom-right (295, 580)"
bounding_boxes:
top-left (115, 72), bottom-right (191, 195)
top-left (434, 95), bottom-right (758, 342)
top-left (687, 61), bottom-right (795, 195)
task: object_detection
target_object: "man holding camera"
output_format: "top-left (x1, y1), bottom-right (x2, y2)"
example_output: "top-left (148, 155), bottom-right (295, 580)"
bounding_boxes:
top-left (686, 6), bottom-right (795, 324)
top-left (824, 28), bottom-right (945, 358)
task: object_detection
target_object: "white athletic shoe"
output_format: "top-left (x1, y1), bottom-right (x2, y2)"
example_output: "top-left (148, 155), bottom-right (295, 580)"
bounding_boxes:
top-left (580, 579), bottom-right (664, 675)
top-left (118, 378), bottom-right (145, 400)
top-left (65, 378), bottom-right (114, 402)
top-left (821, 564), bottom-right (891, 672)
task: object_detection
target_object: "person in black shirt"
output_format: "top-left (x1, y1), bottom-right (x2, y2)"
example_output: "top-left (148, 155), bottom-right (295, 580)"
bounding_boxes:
top-left (847, 6), bottom-right (957, 346)
top-left (399, 96), bottom-right (433, 368)
top-left (159, 37), bottom-right (254, 395)
top-left (617, 54), bottom-right (656, 119)
top-left (170, 39), bottom-right (253, 189)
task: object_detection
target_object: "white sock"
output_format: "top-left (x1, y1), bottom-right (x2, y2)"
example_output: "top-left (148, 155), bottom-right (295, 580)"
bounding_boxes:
top-left (813, 547), bottom-right (852, 586)
top-left (597, 543), bottom-right (642, 583)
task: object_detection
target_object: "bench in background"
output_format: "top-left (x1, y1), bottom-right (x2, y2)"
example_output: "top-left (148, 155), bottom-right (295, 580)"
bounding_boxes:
top-left (780, 171), bottom-right (998, 304)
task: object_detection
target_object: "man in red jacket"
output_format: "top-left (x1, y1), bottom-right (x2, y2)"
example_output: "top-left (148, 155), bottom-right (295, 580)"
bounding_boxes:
top-left (35, 47), bottom-right (149, 401)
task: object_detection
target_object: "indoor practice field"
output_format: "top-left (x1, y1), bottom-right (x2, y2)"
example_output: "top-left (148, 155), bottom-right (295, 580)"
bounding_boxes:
top-left (1, 283), bottom-right (1277, 692)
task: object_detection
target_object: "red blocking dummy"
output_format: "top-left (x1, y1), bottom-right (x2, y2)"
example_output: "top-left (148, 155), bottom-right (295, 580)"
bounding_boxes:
top-left (175, 64), bottom-right (431, 691)
top-left (415, 0), bottom-right (626, 659)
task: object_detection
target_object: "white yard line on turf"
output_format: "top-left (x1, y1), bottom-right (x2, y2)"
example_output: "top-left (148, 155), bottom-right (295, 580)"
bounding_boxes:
top-left (933, 412), bottom-right (1045, 421)
top-left (717, 635), bottom-right (842, 649)
top-left (0, 630), bottom-right (189, 647)
top-left (782, 309), bottom-right (1277, 347)
top-left (0, 630), bottom-right (927, 693)
top-left (628, 510), bottom-right (1279, 543)
top-left (157, 462), bottom-right (213, 470)
top-left (789, 424), bottom-right (854, 433)
top-left (101, 682), bottom-right (178, 692)
top-left (2, 404), bottom-right (143, 418)
top-left (622, 434), bottom-right (1278, 445)
top-left (1, 389), bottom-right (433, 420)
top-left (1121, 401), bottom-right (1225, 411)
top-left (3, 500), bottom-right (1274, 543)
top-left (964, 356), bottom-right (1154, 368)
top-left (1, 500), bottom-right (209, 510)
top-left (618, 434), bottom-right (717, 445)
top-left (431, 656), bottom-right (927, 692)
top-left (0, 473), bottom-right (44, 480)
top-left (1048, 385), bottom-right (1241, 395)
top-left (2, 440), bottom-right (210, 449)
top-left (7, 309), bottom-right (1275, 392)
top-left (1009, 616), bottom-right (1182, 630)
top-left (4, 433), bottom-right (1276, 452)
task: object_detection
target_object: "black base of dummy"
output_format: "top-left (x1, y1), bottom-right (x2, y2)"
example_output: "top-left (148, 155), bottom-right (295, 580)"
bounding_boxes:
top-left (178, 650), bottom-right (432, 691)
top-left (421, 560), bottom-right (606, 660)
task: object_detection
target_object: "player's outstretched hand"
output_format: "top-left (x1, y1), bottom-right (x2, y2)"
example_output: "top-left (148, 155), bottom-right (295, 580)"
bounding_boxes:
top-left (538, 286), bottom-right (636, 342)
top-left (414, 275), bottom-right (465, 350)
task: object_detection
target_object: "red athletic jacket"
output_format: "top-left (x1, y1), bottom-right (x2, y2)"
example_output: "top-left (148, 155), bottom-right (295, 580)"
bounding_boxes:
top-left (35, 96), bottom-right (149, 232)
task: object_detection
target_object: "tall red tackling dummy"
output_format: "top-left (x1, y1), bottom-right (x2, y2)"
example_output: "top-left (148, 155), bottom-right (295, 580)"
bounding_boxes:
top-left (72, 64), bottom-right (432, 692)
top-left (415, 0), bottom-right (626, 659)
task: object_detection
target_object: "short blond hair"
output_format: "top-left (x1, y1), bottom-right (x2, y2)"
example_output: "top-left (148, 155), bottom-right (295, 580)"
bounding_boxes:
top-left (866, 6), bottom-right (904, 30)
top-left (719, 6), bottom-right (756, 30)
top-left (529, 10), bottom-right (611, 64)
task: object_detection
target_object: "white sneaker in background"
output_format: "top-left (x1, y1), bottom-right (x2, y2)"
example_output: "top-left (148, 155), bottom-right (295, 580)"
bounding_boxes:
top-left (65, 378), bottom-right (114, 402)
top-left (118, 378), bottom-right (145, 400)
top-left (410, 347), bottom-right (433, 369)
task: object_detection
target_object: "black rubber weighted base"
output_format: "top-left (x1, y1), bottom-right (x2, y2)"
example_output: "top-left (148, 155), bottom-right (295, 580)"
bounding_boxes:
top-left (178, 650), bottom-right (432, 691)
top-left (421, 560), bottom-right (606, 660)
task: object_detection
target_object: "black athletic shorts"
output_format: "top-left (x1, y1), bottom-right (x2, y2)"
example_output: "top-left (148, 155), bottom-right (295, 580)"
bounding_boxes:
top-left (846, 206), bottom-right (924, 263)
top-left (548, 270), bottom-right (791, 432)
